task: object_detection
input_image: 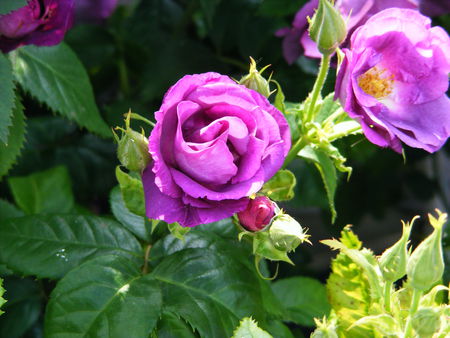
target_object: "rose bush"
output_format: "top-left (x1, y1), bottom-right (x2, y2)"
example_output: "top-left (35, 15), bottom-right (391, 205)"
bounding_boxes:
top-left (0, 0), bottom-right (74, 53)
top-left (335, 8), bottom-right (450, 152)
top-left (142, 72), bottom-right (291, 227)
top-left (276, 0), bottom-right (418, 63)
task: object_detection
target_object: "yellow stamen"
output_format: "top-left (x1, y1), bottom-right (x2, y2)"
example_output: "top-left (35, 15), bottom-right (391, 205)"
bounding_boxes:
top-left (358, 67), bottom-right (394, 99)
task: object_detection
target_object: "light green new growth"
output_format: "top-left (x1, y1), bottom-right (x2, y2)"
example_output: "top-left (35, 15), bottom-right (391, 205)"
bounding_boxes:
top-left (316, 211), bottom-right (449, 338)
top-left (232, 317), bottom-right (272, 338)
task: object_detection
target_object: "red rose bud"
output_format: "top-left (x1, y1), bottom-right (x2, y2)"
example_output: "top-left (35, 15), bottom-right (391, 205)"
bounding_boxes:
top-left (238, 196), bottom-right (275, 232)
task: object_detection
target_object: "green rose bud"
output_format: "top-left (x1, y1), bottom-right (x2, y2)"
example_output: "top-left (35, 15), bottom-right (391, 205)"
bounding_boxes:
top-left (114, 111), bottom-right (150, 172)
top-left (269, 212), bottom-right (310, 252)
top-left (239, 57), bottom-right (272, 98)
top-left (406, 211), bottom-right (447, 291)
top-left (379, 218), bottom-right (414, 282)
top-left (411, 307), bottom-right (442, 337)
top-left (308, 0), bottom-right (347, 55)
top-left (311, 316), bottom-right (338, 338)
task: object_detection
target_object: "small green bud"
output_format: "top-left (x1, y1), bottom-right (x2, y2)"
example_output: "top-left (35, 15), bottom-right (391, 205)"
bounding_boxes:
top-left (406, 210), bottom-right (447, 291)
top-left (308, 0), bottom-right (347, 55)
top-left (311, 316), bottom-right (338, 338)
top-left (269, 212), bottom-right (310, 252)
top-left (411, 307), bottom-right (442, 337)
top-left (379, 218), bottom-right (414, 282)
top-left (114, 111), bottom-right (150, 172)
top-left (239, 57), bottom-right (272, 98)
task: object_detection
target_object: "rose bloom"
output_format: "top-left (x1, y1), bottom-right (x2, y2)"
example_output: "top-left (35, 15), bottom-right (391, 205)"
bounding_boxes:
top-left (75, 0), bottom-right (118, 24)
top-left (142, 72), bottom-right (291, 227)
top-left (276, 0), bottom-right (418, 63)
top-left (335, 8), bottom-right (450, 153)
top-left (237, 196), bottom-right (275, 232)
top-left (0, 0), bottom-right (75, 53)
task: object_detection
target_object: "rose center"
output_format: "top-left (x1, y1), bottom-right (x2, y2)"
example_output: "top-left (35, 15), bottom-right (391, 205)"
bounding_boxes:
top-left (358, 67), bottom-right (394, 99)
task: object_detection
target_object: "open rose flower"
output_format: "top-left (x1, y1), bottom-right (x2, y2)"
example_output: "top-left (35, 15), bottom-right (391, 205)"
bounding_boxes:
top-left (142, 72), bottom-right (291, 227)
top-left (276, 0), bottom-right (418, 63)
top-left (0, 0), bottom-right (75, 53)
top-left (335, 8), bottom-right (450, 153)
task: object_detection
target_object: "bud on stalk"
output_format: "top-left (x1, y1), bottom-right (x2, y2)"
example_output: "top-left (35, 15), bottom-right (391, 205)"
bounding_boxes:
top-left (239, 57), bottom-right (272, 98)
top-left (406, 211), bottom-right (446, 291)
top-left (269, 213), bottom-right (310, 252)
top-left (113, 111), bottom-right (150, 172)
top-left (237, 196), bottom-right (275, 232)
top-left (308, 0), bottom-right (347, 55)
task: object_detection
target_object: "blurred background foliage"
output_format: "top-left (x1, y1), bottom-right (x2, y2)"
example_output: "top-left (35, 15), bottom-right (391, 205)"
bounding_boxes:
top-left (0, 0), bottom-right (449, 336)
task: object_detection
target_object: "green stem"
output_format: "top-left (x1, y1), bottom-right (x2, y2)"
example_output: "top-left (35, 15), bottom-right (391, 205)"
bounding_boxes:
top-left (404, 289), bottom-right (422, 337)
top-left (306, 53), bottom-right (331, 122)
top-left (118, 57), bottom-right (130, 97)
top-left (142, 244), bottom-right (152, 274)
top-left (327, 125), bottom-right (362, 142)
top-left (282, 136), bottom-right (308, 169)
top-left (383, 281), bottom-right (392, 313)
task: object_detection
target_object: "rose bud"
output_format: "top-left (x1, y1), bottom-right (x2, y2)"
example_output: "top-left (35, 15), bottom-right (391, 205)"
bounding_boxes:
top-left (411, 308), bottom-right (442, 337)
top-left (237, 196), bottom-right (275, 232)
top-left (239, 57), bottom-right (272, 98)
top-left (269, 213), bottom-right (309, 252)
top-left (0, 0), bottom-right (75, 53)
top-left (379, 218), bottom-right (413, 282)
top-left (113, 112), bottom-right (150, 173)
top-left (406, 211), bottom-right (446, 291)
top-left (308, 0), bottom-right (347, 55)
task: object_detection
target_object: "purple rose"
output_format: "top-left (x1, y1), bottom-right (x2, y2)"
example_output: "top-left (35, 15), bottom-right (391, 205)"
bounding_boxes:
top-left (0, 0), bottom-right (75, 53)
top-left (335, 8), bottom-right (450, 153)
top-left (276, 0), bottom-right (418, 63)
top-left (142, 72), bottom-right (291, 227)
top-left (237, 196), bottom-right (275, 232)
top-left (75, 0), bottom-right (118, 24)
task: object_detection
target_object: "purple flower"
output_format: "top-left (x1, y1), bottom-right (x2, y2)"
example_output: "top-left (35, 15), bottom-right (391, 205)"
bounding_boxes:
top-left (237, 196), bottom-right (275, 232)
top-left (335, 8), bottom-right (450, 153)
top-left (75, 0), bottom-right (118, 24)
top-left (420, 0), bottom-right (450, 17)
top-left (142, 72), bottom-right (291, 227)
top-left (276, 0), bottom-right (418, 64)
top-left (0, 0), bottom-right (75, 53)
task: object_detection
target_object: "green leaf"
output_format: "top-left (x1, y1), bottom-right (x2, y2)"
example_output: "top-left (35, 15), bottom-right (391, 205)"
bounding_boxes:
top-left (45, 255), bottom-right (162, 337)
top-left (0, 1), bottom-right (27, 15)
top-left (0, 278), bottom-right (5, 316)
top-left (0, 277), bottom-right (41, 338)
top-left (326, 230), bottom-right (375, 337)
top-left (167, 222), bottom-right (191, 240)
top-left (115, 166), bottom-right (145, 216)
top-left (10, 43), bottom-right (110, 137)
top-left (110, 186), bottom-right (151, 242)
top-left (0, 199), bottom-right (24, 222)
top-left (261, 169), bottom-right (296, 201)
top-left (0, 53), bottom-right (15, 143)
top-left (8, 166), bottom-right (75, 214)
top-left (155, 312), bottom-right (197, 338)
top-left (272, 277), bottom-right (331, 327)
top-left (232, 317), bottom-right (272, 338)
top-left (0, 214), bottom-right (142, 279)
top-left (315, 93), bottom-right (341, 123)
top-left (299, 146), bottom-right (337, 222)
top-left (151, 248), bottom-right (271, 337)
top-left (0, 97), bottom-right (26, 180)
top-left (46, 246), bottom-right (278, 338)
